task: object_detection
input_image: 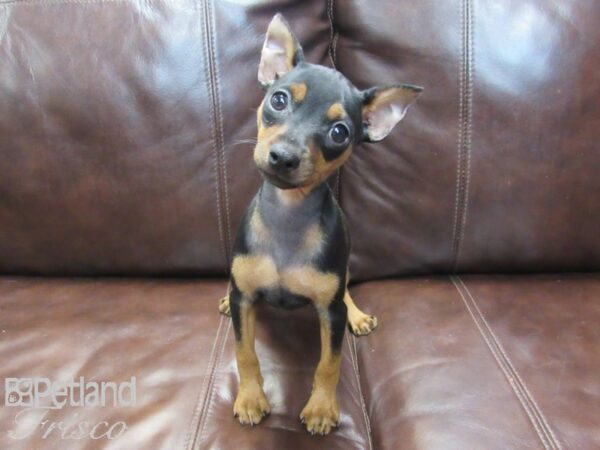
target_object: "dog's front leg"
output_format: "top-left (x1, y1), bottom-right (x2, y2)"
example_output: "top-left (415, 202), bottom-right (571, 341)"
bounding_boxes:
top-left (300, 294), bottom-right (347, 435)
top-left (230, 284), bottom-right (271, 425)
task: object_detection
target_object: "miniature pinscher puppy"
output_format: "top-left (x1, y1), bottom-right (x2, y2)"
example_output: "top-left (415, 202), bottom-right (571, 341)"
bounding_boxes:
top-left (218, 13), bottom-right (422, 435)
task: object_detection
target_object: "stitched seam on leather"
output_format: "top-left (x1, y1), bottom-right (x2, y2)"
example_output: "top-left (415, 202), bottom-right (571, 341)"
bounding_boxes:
top-left (198, 0), bottom-right (228, 270)
top-left (335, 169), bottom-right (342, 200)
top-left (327, 0), bottom-right (338, 68)
top-left (450, 0), bottom-right (465, 269)
top-left (185, 314), bottom-right (224, 450)
top-left (451, 276), bottom-right (561, 450)
top-left (347, 334), bottom-right (374, 450)
top-left (206, 0), bottom-right (232, 265)
top-left (327, 0), bottom-right (342, 203)
top-left (456, 276), bottom-right (562, 450)
top-left (450, 276), bottom-right (550, 449)
top-left (327, 0), bottom-right (342, 202)
top-left (194, 319), bottom-right (231, 449)
top-left (457, 0), bottom-right (474, 269)
top-left (451, 0), bottom-right (474, 272)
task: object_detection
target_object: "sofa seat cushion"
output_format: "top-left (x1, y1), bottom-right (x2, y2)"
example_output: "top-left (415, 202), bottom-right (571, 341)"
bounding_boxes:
top-left (1, 274), bottom-right (598, 449)
top-left (0, 278), bottom-right (372, 449)
top-left (350, 274), bottom-right (600, 450)
top-left (0, 278), bottom-right (227, 449)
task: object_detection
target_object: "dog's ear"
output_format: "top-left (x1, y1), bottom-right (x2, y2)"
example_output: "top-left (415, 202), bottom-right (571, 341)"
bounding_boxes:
top-left (361, 84), bottom-right (423, 142)
top-left (258, 13), bottom-right (304, 87)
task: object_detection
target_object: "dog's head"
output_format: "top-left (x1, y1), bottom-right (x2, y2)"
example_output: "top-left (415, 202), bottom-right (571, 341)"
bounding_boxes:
top-left (254, 13), bottom-right (422, 190)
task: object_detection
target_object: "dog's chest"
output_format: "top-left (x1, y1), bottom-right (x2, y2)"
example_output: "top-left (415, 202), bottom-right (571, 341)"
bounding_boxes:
top-left (230, 205), bottom-right (339, 308)
top-left (247, 207), bottom-right (324, 269)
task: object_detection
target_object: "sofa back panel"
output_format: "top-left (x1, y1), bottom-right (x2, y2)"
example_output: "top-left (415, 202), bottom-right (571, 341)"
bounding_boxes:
top-left (0, 0), bottom-right (330, 275)
top-left (458, 0), bottom-right (600, 273)
top-left (334, 1), bottom-right (463, 280)
top-left (335, 0), bottom-right (600, 280)
top-left (2, 0), bottom-right (598, 279)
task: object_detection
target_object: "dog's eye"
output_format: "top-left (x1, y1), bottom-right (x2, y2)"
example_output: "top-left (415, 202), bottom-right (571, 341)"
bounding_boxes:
top-left (270, 91), bottom-right (289, 111)
top-left (329, 123), bottom-right (350, 145)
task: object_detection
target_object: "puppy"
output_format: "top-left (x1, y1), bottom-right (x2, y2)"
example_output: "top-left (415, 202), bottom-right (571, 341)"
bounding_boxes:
top-left (219, 13), bottom-right (421, 435)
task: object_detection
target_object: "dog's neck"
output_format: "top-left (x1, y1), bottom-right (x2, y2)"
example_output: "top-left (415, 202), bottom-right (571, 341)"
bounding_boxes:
top-left (258, 181), bottom-right (330, 231)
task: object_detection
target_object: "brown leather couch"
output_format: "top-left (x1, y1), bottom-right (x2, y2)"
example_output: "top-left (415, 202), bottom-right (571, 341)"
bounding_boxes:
top-left (1, 1), bottom-right (598, 449)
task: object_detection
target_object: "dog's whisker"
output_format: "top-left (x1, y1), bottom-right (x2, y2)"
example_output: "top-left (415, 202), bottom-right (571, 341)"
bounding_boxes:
top-left (230, 139), bottom-right (258, 147)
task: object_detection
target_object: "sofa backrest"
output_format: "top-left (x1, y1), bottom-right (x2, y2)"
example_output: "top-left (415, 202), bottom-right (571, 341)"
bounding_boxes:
top-left (1, 0), bottom-right (598, 281)
top-left (0, 0), bottom-right (329, 276)
top-left (336, 0), bottom-right (600, 280)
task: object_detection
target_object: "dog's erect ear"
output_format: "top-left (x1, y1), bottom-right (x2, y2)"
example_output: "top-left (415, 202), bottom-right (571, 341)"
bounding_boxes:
top-left (258, 13), bottom-right (304, 87)
top-left (361, 84), bottom-right (423, 142)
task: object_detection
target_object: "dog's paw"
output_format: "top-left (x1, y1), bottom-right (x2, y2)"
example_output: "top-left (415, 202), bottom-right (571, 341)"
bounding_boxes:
top-left (300, 392), bottom-right (340, 435)
top-left (218, 296), bottom-right (231, 316)
top-left (348, 312), bottom-right (378, 336)
top-left (233, 388), bottom-right (271, 426)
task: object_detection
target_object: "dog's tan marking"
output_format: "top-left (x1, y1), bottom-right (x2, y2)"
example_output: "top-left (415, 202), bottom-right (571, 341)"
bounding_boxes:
top-left (314, 143), bottom-right (352, 176)
top-left (290, 82), bottom-right (307, 102)
top-left (256, 100), bottom-right (265, 129)
top-left (257, 117), bottom-right (286, 142)
top-left (344, 290), bottom-right (378, 336)
top-left (249, 206), bottom-right (270, 243)
top-left (281, 266), bottom-right (339, 309)
top-left (301, 223), bottom-right (324, 255)
top-left (233, 301), bottom-right (271, 425)
top-left (326, 102), bottom-right (346, 121)
top-left (254, 101), bottom-right (288, 170)
top-left (303, 143), bottom-right (353, 190)
top-left (232, 254), bottom-right (278, 297)
top-left (276, 186), bottom-right (313, 206)
top-left (256, 99), bottom-right (287, 141)
top-left (300, 316), bottom-right (341, 435)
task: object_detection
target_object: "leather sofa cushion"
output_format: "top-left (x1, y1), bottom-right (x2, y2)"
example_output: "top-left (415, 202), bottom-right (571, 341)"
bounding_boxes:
top-left (351, 274), bottom-right (600, 449)
top-left (1, 274), bottom-right (598, 449)
top-left (0, 278), bottom-right (226, 448)
top-left (0, 277), bottom-right (371, 449)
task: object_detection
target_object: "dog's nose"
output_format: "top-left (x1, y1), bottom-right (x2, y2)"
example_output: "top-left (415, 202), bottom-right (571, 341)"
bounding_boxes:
top-left (268, 149), bottom-right (300, 172)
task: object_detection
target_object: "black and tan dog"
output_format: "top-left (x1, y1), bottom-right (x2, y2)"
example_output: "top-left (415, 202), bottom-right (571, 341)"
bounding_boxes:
top-left (218, 13), bottom-right (421, 435)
